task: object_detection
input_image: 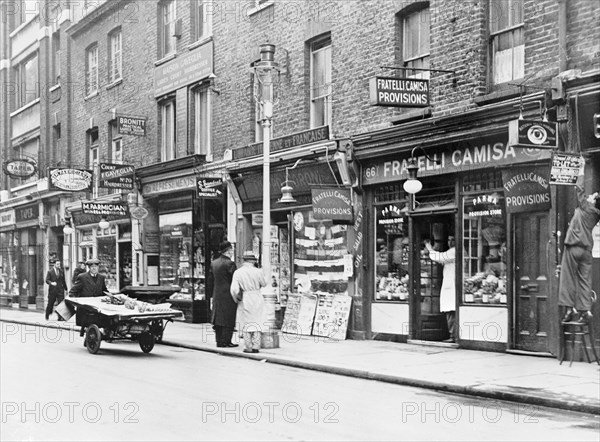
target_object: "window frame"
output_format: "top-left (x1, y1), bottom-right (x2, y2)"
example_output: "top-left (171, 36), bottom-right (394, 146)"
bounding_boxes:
top-left (88, 128), bottom-right (99, 198)
top-left (309, 35), bottom-right (332, 129)
top-left (401, 6), bottom-right (430, 80)
top-left (159, 0), bottom-right (177, 59)
top-left (192, 85), bottom-right (212, 158)
top-left (13, 52), bottom-right (39, 110)
top-left (489, 0), bottom-right (524, 85)
top-left (160, 100), bottom-right (177, 161)
top-left (86, 44), bottom-right (99, 96)
top-left (108, 28), bottom-right (122, 84)
top-left (193, 0), bottom-right (213, 42)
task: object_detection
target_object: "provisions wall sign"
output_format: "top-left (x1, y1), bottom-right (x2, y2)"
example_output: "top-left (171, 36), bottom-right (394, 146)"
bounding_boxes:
top-left (369, 76), bottom-right (430, 107)
top-left (311, 188), bottom-right (353, 222)
top-left (502, 165), bottom-right (552, 214)
top-left (48, 168), bottom-right (93, 192)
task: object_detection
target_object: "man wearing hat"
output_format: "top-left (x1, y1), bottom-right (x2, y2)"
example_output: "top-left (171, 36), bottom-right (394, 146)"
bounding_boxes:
top-left (45, 259), bottom-right (68, 320)
top-left (69, 258), bottom-right (108, 298)
top-left (72, 260), bottom-right (87, 284)
top-left (231, 251), bottom-right (267, 353)
top-left (208, 241), bottom-right (238, 348)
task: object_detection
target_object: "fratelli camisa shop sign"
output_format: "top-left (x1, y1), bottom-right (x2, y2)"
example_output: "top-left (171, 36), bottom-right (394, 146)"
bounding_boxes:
top-left (369, 76), bottom-right (430, 107)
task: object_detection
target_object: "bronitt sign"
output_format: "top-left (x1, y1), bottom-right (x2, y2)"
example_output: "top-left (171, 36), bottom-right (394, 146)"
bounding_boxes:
top-left (369, 76), bottom-right (430, 107)
top-left (117, 116), bottom-right (146, 136)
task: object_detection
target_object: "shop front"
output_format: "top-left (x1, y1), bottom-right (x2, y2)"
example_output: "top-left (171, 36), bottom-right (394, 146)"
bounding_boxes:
top-left (358, 132), bottom-right (559, 353)
top-left (226, 135), bottom-right (361, 339)
top-left (138, 157), bottom-right (227, 323)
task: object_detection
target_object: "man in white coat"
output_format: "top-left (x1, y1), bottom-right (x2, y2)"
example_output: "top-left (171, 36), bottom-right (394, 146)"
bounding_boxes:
top-left (231, 251), bottom-right (267, 353)
top-left (426, 236), bottom-right (457, 343)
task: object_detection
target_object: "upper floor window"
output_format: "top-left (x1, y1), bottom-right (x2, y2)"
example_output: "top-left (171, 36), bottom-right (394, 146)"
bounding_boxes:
top-left (13, 53), bottom-right (39, 109)
top-left (86, 44), bottom-right (99, 96)
top-left (88, 128), bottom-right (99, 170)
top-left (14, 0), bottom-right (39, 28)
top-left (192, 86), bottom-right (212, 158)
top-left (490, 0), bottom-right (524, 85)
top-left (193, 0), bottom-right (213, 42)
top-left (52, 31), bottom-right (61, 84)
top-left (159, 0), bottom-right (177, 59)
top-left (108, 29), bottom-right (122, 83)
top-left (309, 35), bottom-right (332, 129)
top-left (160, 100), bottom-right (177, 161)
top-left (401, 6), bottom-right (430, 79)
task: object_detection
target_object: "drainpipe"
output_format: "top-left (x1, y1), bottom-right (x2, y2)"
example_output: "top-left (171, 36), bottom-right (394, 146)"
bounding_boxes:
top-left (558, 0), bottom-right (567, 72)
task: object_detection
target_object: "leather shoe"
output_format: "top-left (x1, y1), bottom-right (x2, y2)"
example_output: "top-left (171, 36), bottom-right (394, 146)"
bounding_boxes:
top-left (216, 343), bottom-right (225, 348)
top-left (577, 312), bottom-right (593, 324)
top-left (225, 343), bottom-right (238, 348)
top-left (562, 309), bottom-right (575, 323)
top-left (252, 349), bottom-right (259, 353)
top-left (243, 349), bottom-right (253, 353)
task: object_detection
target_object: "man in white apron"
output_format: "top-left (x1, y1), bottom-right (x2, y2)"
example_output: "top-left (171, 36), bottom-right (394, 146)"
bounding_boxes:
top-left (426, 236), bottom-right (457, 342)
top-left (230, 251), bottom-right (267, 353)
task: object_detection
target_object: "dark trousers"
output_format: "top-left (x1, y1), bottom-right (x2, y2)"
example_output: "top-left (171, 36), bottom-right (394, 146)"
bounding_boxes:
top-left (559, 245), bottom-right (593, 311)
top-left (46, 292), bottom-right (63, 319)
top-left (446, 311), bottom-right (456, 339)
top-left (214, 325), bottom-right (234, 346)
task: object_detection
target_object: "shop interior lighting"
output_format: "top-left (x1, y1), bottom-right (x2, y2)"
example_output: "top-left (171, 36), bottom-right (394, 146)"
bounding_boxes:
top-left (98, 217), bottom-right (110, 230)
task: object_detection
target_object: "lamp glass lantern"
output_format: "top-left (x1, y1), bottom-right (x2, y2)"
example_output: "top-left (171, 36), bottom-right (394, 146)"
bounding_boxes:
top-left (63, 217), bottom-right (74, 235)
top-left (98, 217), bottom-right (110, 230)
top-left (403, 158), bottom-right (423, 195)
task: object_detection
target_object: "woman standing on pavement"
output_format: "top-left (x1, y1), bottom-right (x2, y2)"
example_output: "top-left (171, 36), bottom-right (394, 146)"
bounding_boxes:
top-left (230, 251), bottom-right (267, 353)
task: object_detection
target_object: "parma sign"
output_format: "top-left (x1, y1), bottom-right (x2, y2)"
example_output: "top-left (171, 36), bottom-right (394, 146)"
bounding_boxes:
top-left (3, 158), bottom-right (37, 179)
top-left (369, 76), bottom-right (430, 107)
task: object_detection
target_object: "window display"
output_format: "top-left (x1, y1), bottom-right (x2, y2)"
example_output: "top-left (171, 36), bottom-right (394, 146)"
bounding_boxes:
top-left (462, 193), bottom-right (507, 304)
top-left (159, 212), bottom-right (196, 297)
top-left (374, 204), bottom-right (409, 301)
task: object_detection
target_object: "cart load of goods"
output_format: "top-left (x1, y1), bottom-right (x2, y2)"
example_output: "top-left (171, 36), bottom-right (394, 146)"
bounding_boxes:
top-left (100, 294), bottom-right (173, 313)
top-left (463, 272), bottom-right (507, 303)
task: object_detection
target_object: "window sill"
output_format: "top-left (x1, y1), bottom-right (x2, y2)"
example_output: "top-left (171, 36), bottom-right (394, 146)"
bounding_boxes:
top-left (390, 107), bottom-right (432, 125)
top-left (106, 78), bottom-right (123, 90)
top-left (461, 302), bottom-right (507, 307)
top-left (84, 91), bottom-right (99, 101)
top-left (247, 1), bottom-right (274, 16)
top-left (9, 98), bottom-right (41, 118)
top-left (155, 53), bottom-right (177, 66)
top-left (473, 87), bottom-right (521, 106)
top-left (187, 36), bottom-right (213, 51)
top-left (373, 299), bottom-right (408, 304)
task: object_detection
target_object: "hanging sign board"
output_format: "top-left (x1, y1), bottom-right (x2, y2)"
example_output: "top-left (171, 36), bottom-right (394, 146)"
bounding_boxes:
top-left (117, 116), bottom-right (146, 136)
top-left (81, 202), bottom-right (129, 217)
top-left (369, 76), bottom-right (430, 107)
top-left (99, 163), bottom-right (135, 190)
top-left (508, 119), bottom-right (557, 149)
top-left (312, 293), bottom-right (352, 340)
top-left (311, 188), bottom-right (353, 222)
top-left (3, 158), bottom-right (37, 179)
top-left (197, 178), bottom-right (223, 198)
top-left (549, 152), bottom-right (584, 185)
top-left (502, 165), bottom-right (552, 214)
top-left (48, 168), bottom-right (93, 192)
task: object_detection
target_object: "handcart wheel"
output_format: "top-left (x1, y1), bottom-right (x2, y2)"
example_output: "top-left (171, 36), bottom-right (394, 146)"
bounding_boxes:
top-left (150, 320), bottom-right (164, 343)
top-left (139, 331), bottom-right (155, 353)
top-left (85, 324), bottom-right (102, 354)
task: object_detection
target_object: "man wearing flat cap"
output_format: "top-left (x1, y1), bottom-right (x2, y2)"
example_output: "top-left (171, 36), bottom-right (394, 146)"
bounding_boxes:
top-left (72, 260), bottom-right (87, 284)
top-left (69, 258), bottom-right (108, 298)
top-left (208, 240), bottom-right (238, 348)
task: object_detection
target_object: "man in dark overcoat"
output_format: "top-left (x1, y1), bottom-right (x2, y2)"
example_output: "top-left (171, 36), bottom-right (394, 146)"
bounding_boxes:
top-left (72, 260), bottom-right (87, 284)
top-left (209, 241), bottom-right (238, 347)
top-left (45, 259), bottom-right (68, 320)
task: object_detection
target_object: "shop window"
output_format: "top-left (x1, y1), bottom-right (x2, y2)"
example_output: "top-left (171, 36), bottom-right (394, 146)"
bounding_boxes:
top-left (399, 5), bottom-right (430, 79)
top-left (375, 204), bottom-right (409, 302)
top-left (86, 44), bottom-right (98, 96)
top-left (13, 52), bottom-right (39, 109)
top-left (462, 192), bottom-right (507, 305)
top-left (97, 236), bottom-right (118, 292)
top-left (309, 35), bottom-right (332, 129)
top-left (159, 212), bottom-right (196, 295)
top-left (489, 0), bottom-right (524, 85)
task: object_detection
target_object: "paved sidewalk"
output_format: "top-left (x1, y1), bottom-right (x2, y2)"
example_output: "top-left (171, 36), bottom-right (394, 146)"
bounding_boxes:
top-left (1, 306), bottom-right (599, 415)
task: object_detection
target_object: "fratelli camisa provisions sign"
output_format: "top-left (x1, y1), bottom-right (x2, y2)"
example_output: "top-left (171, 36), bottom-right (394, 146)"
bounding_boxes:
top-left (369, 76), bottom-right (430, 107)
top-left (311, 188), bottom-right (353, 222)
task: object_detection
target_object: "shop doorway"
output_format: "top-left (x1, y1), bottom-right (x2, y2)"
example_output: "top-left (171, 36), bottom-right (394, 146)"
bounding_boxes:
top-left (514, 211), bottom-right (550, 353)
top-left (411, 213), bottom-right (455, 341)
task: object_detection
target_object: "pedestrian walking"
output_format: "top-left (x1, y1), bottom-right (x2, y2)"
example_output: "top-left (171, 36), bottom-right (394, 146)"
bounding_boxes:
top-left (209, 241), bottom-right (238, 348)
top-left (230, 251), bottom-right (267, 353)
top-left (559, 161), bottom-right (600, 324)
top-left (72, 260), bottom-right (87, 284)
top-left (45, 259), bottom-right (68, 320)
top-left (426, 236), bottom-right (457, 342)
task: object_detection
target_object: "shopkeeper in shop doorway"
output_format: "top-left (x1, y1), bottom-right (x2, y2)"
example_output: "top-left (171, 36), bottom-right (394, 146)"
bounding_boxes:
top-left (426, 236), bottom-right (457, 343)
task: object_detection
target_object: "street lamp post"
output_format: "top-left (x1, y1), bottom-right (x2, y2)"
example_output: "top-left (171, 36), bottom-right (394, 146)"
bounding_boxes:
top-left (254, 43), bottom-right (280, 344)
